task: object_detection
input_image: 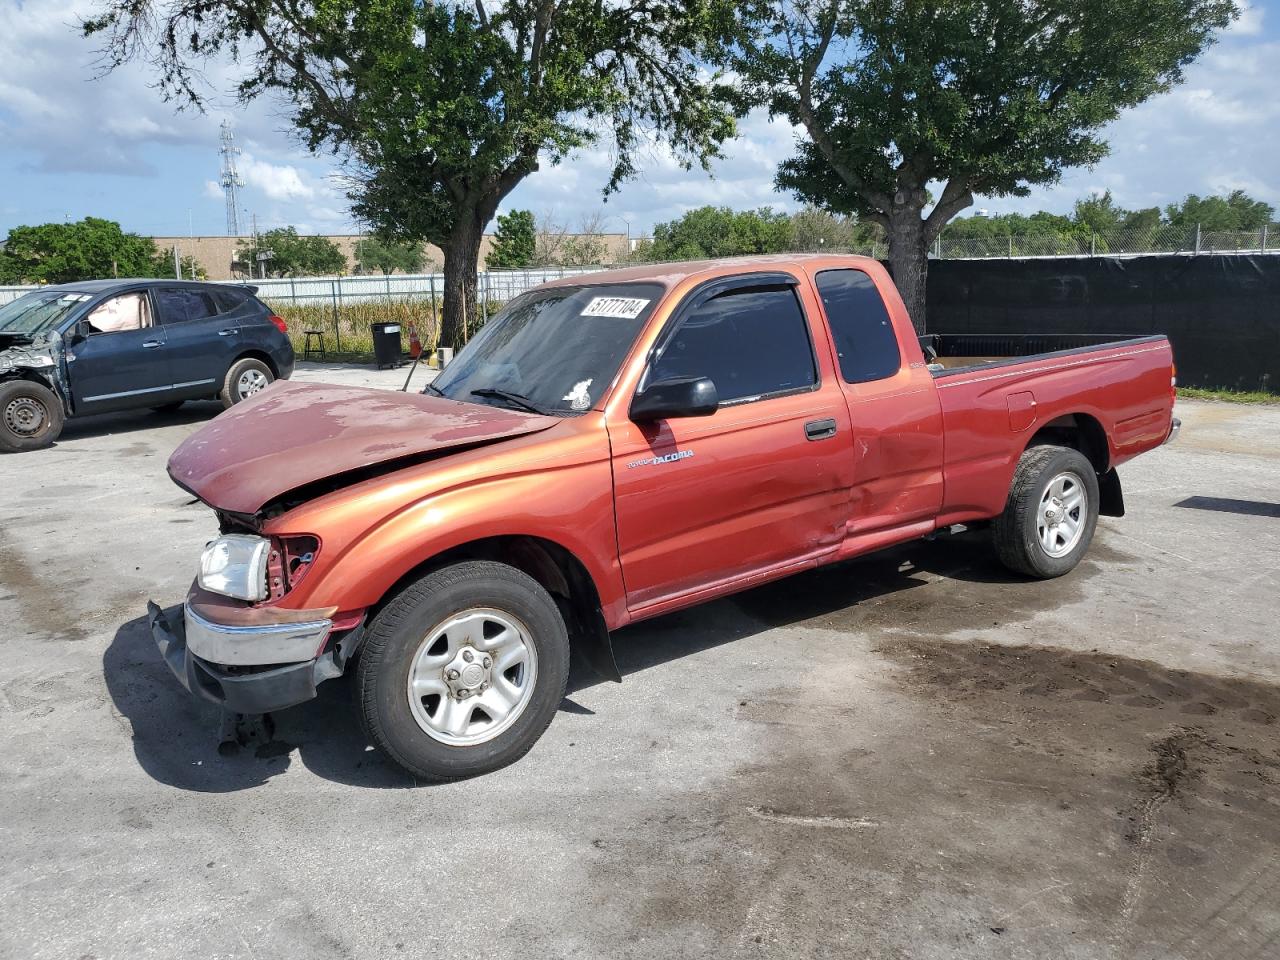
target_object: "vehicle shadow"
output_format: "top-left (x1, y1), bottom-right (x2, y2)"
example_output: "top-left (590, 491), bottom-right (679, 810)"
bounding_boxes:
top-left (103, 528), bottom-right (1023, 793)
top-left (53, 401), bottom-right (224, 445)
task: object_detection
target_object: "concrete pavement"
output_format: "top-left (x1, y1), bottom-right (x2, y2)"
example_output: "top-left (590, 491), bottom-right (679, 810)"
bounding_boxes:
top-left (1, 371), bottom-right (1277, 959)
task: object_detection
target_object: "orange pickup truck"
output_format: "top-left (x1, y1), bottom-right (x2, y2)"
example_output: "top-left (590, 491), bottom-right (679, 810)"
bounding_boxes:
top-left (149, 254), bottom-right (1178, 780)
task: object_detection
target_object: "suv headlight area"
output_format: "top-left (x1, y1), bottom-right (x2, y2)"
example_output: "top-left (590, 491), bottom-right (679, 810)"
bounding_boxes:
top-left (199, 534), bottom-right (270, 601)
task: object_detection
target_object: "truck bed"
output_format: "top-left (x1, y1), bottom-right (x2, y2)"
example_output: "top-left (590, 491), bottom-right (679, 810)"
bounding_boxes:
top-left (919, 333), bottom-right (1167, 375)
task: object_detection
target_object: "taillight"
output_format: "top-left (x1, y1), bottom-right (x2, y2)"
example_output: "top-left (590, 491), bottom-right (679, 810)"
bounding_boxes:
top-left (269, 314), bottom-right (288, 334)
top-left (1171, 361), bottom-right (1177, 402)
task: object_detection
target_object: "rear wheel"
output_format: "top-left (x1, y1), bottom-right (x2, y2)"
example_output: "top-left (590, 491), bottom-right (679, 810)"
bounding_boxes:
top-left (994, 445), bottom-right (1099, 578)
top-left (356, 561), bottom-right (570, 781)
top-left (0, 380), bottom-right (64, 453)
top-left (220, 357), bottom-right (273, 408)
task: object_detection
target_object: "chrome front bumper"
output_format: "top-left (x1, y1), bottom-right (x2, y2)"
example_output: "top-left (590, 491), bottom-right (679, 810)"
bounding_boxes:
top-left (148, 601), bottom-right (351, 714)
top-left (184, 602), bottom-right (332, 666)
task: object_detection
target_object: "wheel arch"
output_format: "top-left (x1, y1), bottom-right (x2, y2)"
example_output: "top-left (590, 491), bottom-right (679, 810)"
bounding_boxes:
top-left (233, 349), bottom-right (280, 378)
top-left (1023, 412), bottom-right (1123, 517)
top-left (1025, 412), bottom-right (1110, 473)
top-left (369, 534), bottom-right (621, 683)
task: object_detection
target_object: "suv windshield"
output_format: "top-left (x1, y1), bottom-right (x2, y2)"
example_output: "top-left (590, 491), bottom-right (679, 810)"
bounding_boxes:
top-left (0, 291), bottom-right (92, 339)
top-left (429, 283), bottom-right (664, 415)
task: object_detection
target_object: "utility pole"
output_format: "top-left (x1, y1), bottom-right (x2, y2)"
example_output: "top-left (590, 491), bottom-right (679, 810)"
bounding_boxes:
top-left (219, 120), bottom-right (245, 236)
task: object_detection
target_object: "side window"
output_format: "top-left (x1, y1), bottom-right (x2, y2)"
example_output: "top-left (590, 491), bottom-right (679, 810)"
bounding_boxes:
top-left (84, 293), bottom-right (151, 334)
top-left (212, 289), bottom-right (247, 313)
top-left (815, 269), bottom-right (902, 384)
top-left (649, 284), bottom-right (818, 404)
top-left (155, 288), bottom-right (219, 324)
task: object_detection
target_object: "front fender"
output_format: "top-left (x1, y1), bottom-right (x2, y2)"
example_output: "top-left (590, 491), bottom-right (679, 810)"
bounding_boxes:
top-left (267, 457), bottom-right (627, 627)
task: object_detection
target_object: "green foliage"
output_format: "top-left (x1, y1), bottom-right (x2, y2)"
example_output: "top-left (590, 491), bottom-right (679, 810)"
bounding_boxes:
top-left (0, 217), bottom-right (161, 283)
top-left (788, 206), bottom-right (883, 251)
top-left (727, 0), bottom-right (1239, 327)
top-left (356, 236), bottom-right (425, 275)
top-left (645, 206), bottom-right (794, 260)
top-left (488, 211), bottom-right (536, 269)
top-left (237, 228), bottom-right (348, 278)
top-left (84, 0), bottom-right (739, 345)
top-left (1165, 190), bottom-right (1274, 230)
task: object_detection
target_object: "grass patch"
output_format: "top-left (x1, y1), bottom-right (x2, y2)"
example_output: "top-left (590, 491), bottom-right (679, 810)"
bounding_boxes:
top-left (1178, 386), bottom-right (1278, 404)
top-left (270, 297), bottom-right (441, 361)
top-left (270, 295), bottom-right (504, 362)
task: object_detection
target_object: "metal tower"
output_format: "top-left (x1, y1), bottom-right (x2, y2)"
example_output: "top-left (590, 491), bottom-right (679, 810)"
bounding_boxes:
top-left (219, 120), bottom-right (245, 236)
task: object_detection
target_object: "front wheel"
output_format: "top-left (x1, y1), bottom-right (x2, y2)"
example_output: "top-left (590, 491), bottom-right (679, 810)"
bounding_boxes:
top-left (0, 379), bottom-right (64, 452)
top-left (993, 445), bottom-right (1099, 578)
top-left (356, 561), bottom-right (570, 781)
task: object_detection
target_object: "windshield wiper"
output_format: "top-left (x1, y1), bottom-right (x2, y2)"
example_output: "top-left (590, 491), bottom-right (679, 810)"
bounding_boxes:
top-left (423, 381), bottom-right (445, 397)
top-left (469, 388), bottom-right (548, 415)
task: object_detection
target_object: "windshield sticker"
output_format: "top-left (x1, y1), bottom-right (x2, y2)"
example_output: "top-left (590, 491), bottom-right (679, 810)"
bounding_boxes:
top-left (562, 379), bottom-right (593, 411)
top-left (581, 296), bottom-right (650, 319)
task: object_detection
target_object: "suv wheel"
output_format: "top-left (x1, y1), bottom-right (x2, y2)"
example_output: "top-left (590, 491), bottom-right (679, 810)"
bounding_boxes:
top-left (356, 561), bottom-right (570, 781)
top-left (220, 357), bottom-right (274, 408)
top-left (0, 380), bottom-right (65, 453)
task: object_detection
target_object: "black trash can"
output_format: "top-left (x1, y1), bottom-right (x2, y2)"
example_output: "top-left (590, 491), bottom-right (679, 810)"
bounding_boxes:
top-left (371, 322), bottom-right (402, 369)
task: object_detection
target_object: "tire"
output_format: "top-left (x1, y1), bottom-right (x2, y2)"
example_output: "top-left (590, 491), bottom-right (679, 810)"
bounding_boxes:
top-left (356, 561), bottom-right (570, 781)
top-left (151, 401), bottom-right (185, 414)
top-left (220, 357), bottom-right (274, 408)
top-left (993, 444), bottom-right (1100, 579)
top-left (0, 379), bottom-right (65, 453)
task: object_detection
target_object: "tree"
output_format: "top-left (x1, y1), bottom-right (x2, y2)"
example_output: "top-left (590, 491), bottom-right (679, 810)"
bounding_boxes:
top-left (488, 211), bottom-right (536, 269)
top-left (237, 228), bottom-right (348, 278)
top-left (728, 0), bottom-right (1238, 331)
top-left (1072, 191), bottom-right (1125, 237)
top-left (356, 236), bottom-right (425, 275)
top-left (645, 206), bottom-right (794, 260)
top-left (87, 0), bottom-right (737, 347)
top-left (1, 217), bottom-right (161, 283)
top-left (1165, 190), bottom-right (1274, 230)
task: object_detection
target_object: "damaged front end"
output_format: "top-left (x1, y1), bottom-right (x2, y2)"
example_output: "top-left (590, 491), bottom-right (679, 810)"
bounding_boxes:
top-left (0, 334), bottom-right (70, 409)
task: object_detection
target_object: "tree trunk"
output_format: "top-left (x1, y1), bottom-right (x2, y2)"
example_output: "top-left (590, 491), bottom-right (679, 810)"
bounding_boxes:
top-left (887, 210), bottom-right (928, 334)
top-left (439, 219), bottom-right (485, 349)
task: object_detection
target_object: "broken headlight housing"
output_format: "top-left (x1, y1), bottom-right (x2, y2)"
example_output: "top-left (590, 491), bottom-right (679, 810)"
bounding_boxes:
top-left (199, 534), bottom-right (271, 601)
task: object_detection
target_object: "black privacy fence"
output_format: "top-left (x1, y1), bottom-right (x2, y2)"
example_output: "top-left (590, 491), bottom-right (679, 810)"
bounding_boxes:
top-left (926, 254), bottom-right (1280, 393)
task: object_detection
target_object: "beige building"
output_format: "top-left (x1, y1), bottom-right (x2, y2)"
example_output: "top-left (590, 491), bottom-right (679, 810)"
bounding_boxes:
top-left (151, 232), bottom-right (635, 281)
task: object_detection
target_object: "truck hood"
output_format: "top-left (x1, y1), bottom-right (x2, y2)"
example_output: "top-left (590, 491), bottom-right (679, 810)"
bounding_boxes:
top-left (168, 381), bottom-right (559, 514)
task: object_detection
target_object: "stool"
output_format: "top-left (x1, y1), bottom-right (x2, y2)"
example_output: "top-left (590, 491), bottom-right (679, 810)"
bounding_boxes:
top-left (303, 330), bottom-right (325, 360)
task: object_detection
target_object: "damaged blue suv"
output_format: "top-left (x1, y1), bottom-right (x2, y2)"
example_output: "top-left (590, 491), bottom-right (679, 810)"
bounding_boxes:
top-left (0, 279), bottom-right (294, 452)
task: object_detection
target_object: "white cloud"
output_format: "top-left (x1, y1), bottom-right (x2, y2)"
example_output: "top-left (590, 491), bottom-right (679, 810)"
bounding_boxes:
top-left (1227, 1), bottom-right (1265, 35)
top-left (203, 180), bottom-right (222, 200)
top-left (238, 153), bottom-right (316, 201)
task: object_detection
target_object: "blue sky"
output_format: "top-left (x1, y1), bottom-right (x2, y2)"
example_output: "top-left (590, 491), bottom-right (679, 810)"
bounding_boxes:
top-left (0, 0), bottom-right (1276, 239)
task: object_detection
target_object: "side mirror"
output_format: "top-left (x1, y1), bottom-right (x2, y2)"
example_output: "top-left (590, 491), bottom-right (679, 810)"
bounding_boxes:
top-left (630, 376), bottom-right (718, 422)
top-left (67, 319), bottom-right (91, 343)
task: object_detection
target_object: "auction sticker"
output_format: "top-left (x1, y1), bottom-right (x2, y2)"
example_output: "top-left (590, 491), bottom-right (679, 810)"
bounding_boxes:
top-left (581, 296), bottom-right (650, 319)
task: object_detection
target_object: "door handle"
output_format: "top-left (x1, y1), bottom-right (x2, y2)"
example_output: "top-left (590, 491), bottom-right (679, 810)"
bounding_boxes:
top-left (218, 328), bottom-right (239, 336)
top-left (142, 340), bottom-right (163, 349)
top-left (805, 418), bottom-right (838, 441)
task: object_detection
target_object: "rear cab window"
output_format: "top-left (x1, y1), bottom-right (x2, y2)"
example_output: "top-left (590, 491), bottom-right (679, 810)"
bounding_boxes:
top-left (815, 269), bottom-right (902, 384)
top-left (650, 279), bottom-right (818, 405)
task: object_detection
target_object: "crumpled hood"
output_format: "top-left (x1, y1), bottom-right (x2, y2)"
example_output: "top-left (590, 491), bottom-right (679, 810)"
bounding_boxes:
top-left (168, 380), bottom-right (558, 514)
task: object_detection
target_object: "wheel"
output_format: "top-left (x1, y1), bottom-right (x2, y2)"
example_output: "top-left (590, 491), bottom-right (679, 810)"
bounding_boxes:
top-left (356, 561), bottom-right (570, 781)
top-left (151, 401), bottom-right (185, 414)
top-left (220, 357), bottom-right (274, 408)
top-left (0, 380), bottom-right (65, 453)
top-left (993, 444), bottom-right (1099, 578)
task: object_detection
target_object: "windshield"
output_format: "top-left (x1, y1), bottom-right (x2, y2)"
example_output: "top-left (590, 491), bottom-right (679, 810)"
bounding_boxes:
top-left (0, 291), bottom-right (92, 338)
top-left (429, 282), bottom-right (664, 415)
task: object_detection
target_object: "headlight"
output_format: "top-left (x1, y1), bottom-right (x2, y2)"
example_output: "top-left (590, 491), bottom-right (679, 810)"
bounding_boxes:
top-left (199, 534), bottom-right (270, 601)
